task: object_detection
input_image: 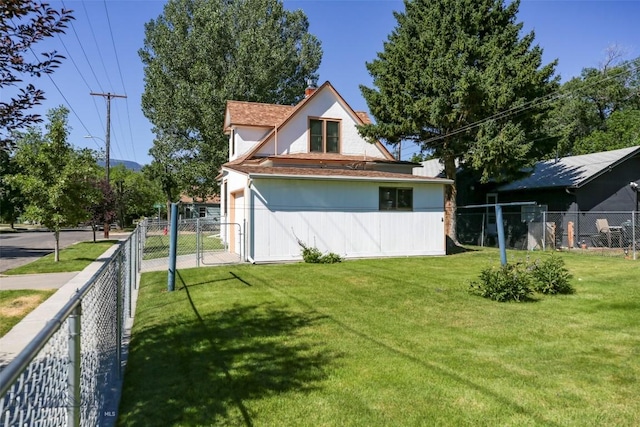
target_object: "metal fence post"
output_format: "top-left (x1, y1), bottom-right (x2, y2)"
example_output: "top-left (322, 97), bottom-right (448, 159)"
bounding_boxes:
top-left (196, 218), bottom-right (201, 268)
top-left (633, 211), bottom-right (637, 261)
top-left (68, 304), bottom-right (81, 427)
top-left (127, 242), bottom-right (133, 318)
top-left (542, 211), bottom-right (547, 251)
top-left (168, 203), bottom-right (178, 291)
top-left (116, 252), bottom-right (122, 379)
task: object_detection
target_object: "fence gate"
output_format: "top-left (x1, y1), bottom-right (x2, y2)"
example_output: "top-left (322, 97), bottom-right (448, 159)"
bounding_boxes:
top-left (198, 220), bottom-right (243, 265)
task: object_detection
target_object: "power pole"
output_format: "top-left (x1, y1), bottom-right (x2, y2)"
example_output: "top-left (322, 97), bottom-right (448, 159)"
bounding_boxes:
top-left (90, 92), bottom-right (126, 238)
top-left (90, 92), bottom-right (126, 182)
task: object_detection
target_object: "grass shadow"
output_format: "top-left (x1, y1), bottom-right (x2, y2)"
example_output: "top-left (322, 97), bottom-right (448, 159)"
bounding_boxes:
top-left (446, 237), bottom-right (478, 255)
top-left (119, 271), bottom-right (337, 426)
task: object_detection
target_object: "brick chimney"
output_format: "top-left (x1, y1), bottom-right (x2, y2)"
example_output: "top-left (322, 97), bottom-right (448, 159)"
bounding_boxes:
top-left (304, 78), bottom-right (317, 98)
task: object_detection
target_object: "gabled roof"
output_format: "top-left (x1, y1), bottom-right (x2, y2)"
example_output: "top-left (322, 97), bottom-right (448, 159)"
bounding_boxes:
top-left (226, 81), bottom-right (395, 162)
top-left (498, 145), bottom-right (640, 192)
top-left (224, 101), bottom-right (294, 132)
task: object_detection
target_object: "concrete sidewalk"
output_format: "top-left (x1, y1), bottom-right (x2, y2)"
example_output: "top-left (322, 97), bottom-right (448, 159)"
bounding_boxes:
top-left (0, 272), bottom-right (79, 290)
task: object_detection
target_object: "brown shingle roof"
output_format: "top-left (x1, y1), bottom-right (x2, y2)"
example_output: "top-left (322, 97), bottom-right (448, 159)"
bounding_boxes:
top-left (225, 101), bottom-right (294, 131)
top-left (264, 153), bottom-right (387, 162)
top-left (355, 111), bottom-right (372, 124)
top-left (179, 194), bottom-right (220, 204)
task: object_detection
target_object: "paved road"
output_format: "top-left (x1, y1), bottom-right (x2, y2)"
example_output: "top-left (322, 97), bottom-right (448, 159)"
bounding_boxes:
top-left (0, 229), bottom-right (102, 273)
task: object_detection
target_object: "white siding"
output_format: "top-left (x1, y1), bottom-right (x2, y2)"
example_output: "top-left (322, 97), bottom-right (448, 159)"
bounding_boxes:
top-left (256, 89), bottom-right (388, 159)
top-left (220, 170), bottom-right (249, 256)
top-left (230, 127), bottom-right (272, 161)
top-left (248, 178), bottom-right (446, 262)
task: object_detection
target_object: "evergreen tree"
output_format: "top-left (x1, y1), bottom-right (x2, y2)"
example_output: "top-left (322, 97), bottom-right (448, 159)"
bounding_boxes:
top-left (359, 0), bottom-right (557, 244)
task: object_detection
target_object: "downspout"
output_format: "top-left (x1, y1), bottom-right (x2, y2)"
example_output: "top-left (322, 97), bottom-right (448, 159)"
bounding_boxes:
top-left (246, 179), bottom-right (256, 264)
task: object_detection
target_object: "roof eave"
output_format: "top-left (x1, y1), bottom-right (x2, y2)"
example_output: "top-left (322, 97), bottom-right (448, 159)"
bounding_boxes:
top-left (246, 171), bottom-right (452, 184)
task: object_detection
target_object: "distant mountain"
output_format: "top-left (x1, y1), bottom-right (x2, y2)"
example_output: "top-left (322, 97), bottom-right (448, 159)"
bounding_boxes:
top-left (97, 159), bottom-right (143, 172)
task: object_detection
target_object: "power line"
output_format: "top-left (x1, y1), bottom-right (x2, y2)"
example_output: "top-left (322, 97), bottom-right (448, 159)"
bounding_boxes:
top-left (81, 1), bottom-right (115, 92)
top-left (57, 33), bottom-right (107, 136)
top-left (396, 56), bottom-right (640, 158)
top-left (103, 0), bottom-right (137, 162)
top-left (90, 92), bottom-right (127, 182)
top-left (62, 0), bottom-right (105, 94)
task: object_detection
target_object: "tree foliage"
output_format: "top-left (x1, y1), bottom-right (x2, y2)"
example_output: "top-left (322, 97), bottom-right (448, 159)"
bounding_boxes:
top-left (9, 106), bottom-right (99, 261)
top-left (111, 164), bottom-right (163, 227)
top-left (0, 0), bottom-right (74, 149)
top-left (358, 0), bottom-right (557, 242)
top-left (140, 0), bottom-right (322, 198)
top-left (546, 54), bottom-right (640, 156)
top-left (86, 177), bottom-right (116, 241)
top-left (0, 149), bottom-right (24, 227)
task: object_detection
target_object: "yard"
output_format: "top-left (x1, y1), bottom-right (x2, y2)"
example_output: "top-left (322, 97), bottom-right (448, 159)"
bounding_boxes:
top-left (143, 233), bottom-right (225, 260)
top-left (118, 249), bottom-right (639, 426)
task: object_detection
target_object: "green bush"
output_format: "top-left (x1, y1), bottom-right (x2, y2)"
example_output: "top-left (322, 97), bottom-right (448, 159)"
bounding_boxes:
top-left (469, 263), bottom-right (533, 302)
top-left (297, 239), bottom-right (342, 264)
top-left (530, 256), bottom-right (574, 294)
top-left (320, 252), bottom-right (343, 264)
top-left (301, 245), bottom-right (323, 263)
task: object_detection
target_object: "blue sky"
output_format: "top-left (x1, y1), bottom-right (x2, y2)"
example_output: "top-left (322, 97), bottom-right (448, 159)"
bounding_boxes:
top-left (19, 0), bottom-right (640, 165)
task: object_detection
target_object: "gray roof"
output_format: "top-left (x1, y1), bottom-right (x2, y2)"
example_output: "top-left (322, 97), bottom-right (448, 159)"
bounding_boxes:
top-left (497, 145), bottom-right (640, 192)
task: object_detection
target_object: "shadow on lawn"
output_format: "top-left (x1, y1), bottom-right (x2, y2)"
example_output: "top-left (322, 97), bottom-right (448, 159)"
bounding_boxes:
top-left (119, 271), bottom-right (337, 426)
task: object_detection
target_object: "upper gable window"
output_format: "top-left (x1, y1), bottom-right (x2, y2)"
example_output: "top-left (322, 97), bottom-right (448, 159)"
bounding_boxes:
top-left (310, 118), bottom-right (340, 153)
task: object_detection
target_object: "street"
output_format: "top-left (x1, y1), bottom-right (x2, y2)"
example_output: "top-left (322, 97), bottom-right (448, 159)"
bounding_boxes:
top-left (0, 229), bottom-right (100, 273)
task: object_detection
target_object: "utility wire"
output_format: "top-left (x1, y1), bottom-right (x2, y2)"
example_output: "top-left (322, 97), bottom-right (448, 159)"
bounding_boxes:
top-left (62, 0), bottom-right (104, 94)
top-left (103, 0), bottom-right (137, 162)
top-left (14, 18), bottom-right (98, 150)
top-left (80, 1), bottom-right (115, 92)
top-left (58, 34), bottom-right (107, 136)
top-left (396, 56), bottom-right (640, 157)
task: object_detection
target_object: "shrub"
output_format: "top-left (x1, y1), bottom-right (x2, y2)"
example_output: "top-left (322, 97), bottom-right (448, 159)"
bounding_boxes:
top-left (320, 252), bottom-right (343, 264)
top-left (469, 263), bottom-right (533, 302)
top-left (297, 239), bottom-right (342, 264)
top-left (530, 255), bottom-right (574, 294)
top-left (301, 244), bottom-right (323, 263)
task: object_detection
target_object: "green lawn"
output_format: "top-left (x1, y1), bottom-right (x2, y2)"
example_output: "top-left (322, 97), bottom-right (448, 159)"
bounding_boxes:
top-left (3, 241), bottom-right (118, 275)
top-left (0, 290), bottom-right (56, 337)
top-left (143, 233), bottom-right (225, 260)
top-left (118, 249), bottom-right (640, 426)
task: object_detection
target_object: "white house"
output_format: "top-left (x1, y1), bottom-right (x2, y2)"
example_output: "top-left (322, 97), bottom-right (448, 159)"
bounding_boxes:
top-left (218, 81), bottom-right (452, 263)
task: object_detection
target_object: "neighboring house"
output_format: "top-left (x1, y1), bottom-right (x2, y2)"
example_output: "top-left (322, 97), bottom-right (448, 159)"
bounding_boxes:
top-left (495, 145), bottom-right (640, 248)
top-left (179, 194), bottom-right (221, 220)
top-left (218, 81), bottom-right (453, 263)
top-left (416, 146), bottom-right (640, 248)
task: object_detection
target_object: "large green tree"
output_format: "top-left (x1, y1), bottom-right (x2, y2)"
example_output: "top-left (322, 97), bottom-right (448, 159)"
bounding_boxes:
top-left (9, 106), bottom-right (100, 261)
top-left (111, 164), bottom-right (163, 227)
top-left (359, 0), bottom-right (557, 244)
top-left (0, 150), bottom-right (24, 227)
top-left (546, 55), bottom-right (640, 156)
top-left (140, 0), bottom-right (322, 198)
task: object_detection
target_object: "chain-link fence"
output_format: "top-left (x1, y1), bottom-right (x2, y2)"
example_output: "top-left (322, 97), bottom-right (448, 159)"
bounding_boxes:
top-left (457, 210), bottom-right (639, 259)
top-left (140, 218), bottom-right (242, 271)
top-left (0, 228), bottom-right (141, 427)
